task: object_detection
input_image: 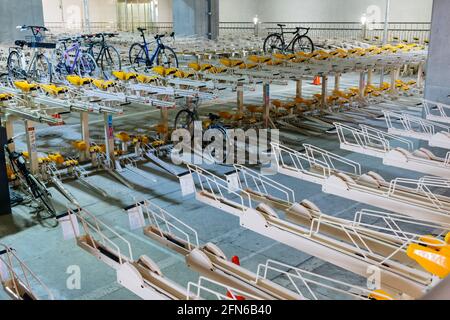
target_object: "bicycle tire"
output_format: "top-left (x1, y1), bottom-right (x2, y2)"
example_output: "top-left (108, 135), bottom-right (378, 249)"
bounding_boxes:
top-left (76, 52), bottom-right (98, 77)
top-left (129, 43), bottom-right (147, 67)
top-left (206, 124), bottom-right (232, 164)
top-left (263, 34), bottom-right (284, 54)
top-left (28, 175), bottom-right (57, 217)
top-left (7, 50), bottom-right (26, 81)
top-left (51, 48), bottom-right (68, 83)
top-left (100, 45), bottom-right (122, 77)
top-left (174, 109), bottom-right (197, 131)
top-left (156, 46), bottom-right (179, 68)
top-left (32, 53), bottom-right (52, 84)
top-left (292, 35), bottom-right (315, 53)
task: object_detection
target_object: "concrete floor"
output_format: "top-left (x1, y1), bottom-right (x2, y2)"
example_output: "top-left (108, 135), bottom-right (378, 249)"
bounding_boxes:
top-left (0, 72), bottom-right (440, 300)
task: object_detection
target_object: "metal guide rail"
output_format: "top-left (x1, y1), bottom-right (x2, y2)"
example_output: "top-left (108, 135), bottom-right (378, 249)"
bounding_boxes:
top-left (271, 142), bottom-right (450, 227)
top-left (334, 122), bottom-right (450, 178)
top-left (183, 164), bottom-right (446, 299)
top-left (423, 100), bottom-right (450, 125)
top-left (62, 207), bottom-right (197, 300)
top-left (0, 244), bottom-right (54, 300)
top-left (133, 200), bottom-right (388, 300)
top-left (383, 110), bottom-right (450, 149)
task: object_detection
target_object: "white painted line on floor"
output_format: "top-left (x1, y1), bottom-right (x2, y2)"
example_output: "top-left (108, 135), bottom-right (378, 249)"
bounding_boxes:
top-left (239, 241), bottom-right (278, 263)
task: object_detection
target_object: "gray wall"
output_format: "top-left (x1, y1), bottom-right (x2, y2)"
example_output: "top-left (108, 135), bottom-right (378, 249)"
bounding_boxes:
top-left (173, 0), bottom-right (219, 39)
top-left (424, 0), bottom-right (450, 104)
top-left (0, 0), bottom-right (44, 43)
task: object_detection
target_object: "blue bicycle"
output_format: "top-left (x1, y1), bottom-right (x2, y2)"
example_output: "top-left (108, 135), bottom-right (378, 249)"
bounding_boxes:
top-left (129, 28), bottom-right (178, 68)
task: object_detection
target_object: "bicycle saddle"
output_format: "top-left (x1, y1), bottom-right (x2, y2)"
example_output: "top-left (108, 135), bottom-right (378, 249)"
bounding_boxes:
top-left (14, 81), bottom-right (39, 93)
top-left (14, 40), bottom-right (27, 48)
top-left (277, 24), bottom-right (286, 27)
top-left (154, 34), bottom-right (165, 39)
top-left (137, 27), bottom-right (147, 32)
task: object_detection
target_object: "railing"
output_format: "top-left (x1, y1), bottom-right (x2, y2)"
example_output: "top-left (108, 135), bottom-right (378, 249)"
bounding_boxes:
top-left (187, 277), bottom-right (262, 300)
top-left (0, 244), bottom-right (54, 300)
top-left (384, 111), bottom-right (450, 136)
top-left (220, 21), bottom-right (431, 43)
top-left (256, 260), bottom-right (390, 300)
top-left (44, 21), bottom-right (430, 43)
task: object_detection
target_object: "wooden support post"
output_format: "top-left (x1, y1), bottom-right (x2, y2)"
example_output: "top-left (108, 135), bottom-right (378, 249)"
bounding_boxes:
top-left (296, 79), bottom-right (303, 99)
top-left (237, 83), bottom-right (244, 114)
top-left (263, 83), bottom-right (270, 128)
top-left (334, 73), bottom-right (341, 92)
top-left (80, 112), bottom-right (90, 161)
top-left (390, 68), bottom-right (398, 95)
top-left (417, 62), bottom-right (424, 88)
top-left (4, 118), bottom-right (15, 152)
top-left (24, 120), bottom-right (39, 174)
top-left (367, 69), bottom-right (373, 86)
top-left (104, 113), bottom-right (115, 168)
top-left (321, 76), bottom-right (328, 108)
top-left (359, 71), bottom-right (366, 99)
top-left (160, 107), bottom-right (169, 142)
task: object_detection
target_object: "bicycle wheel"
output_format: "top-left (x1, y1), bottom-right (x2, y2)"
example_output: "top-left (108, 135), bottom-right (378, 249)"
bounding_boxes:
top-left (129, 43), bottom-right (147, 67)
top-left (174, 109), bottom-right (197, 134)
top-left (7, 50), bottom-right (26, 81)
top-left (156, 46), bottom-right (179, 68)
top-left (51, 49), bottom-right (68, 83)
top-left (206, 124), bottom-right (232, 164)
top-left (100, 46), bottom-right (122, 77)
top-left (263, 34), bottom-right (284, 54)
top-left (76, 52), bottom-right (98, 77)
top-left (32, 53), bottom-right (52, 84)
top-left (292, 35), bottom-right (315, 53)
top-left (28, 175), bottom-right (58, 227)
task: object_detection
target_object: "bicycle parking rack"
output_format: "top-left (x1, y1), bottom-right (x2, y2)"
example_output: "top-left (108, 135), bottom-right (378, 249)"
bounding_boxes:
top-left (271, 143), bottom-right (450, 226)
top-left (335, 122), bottom-right (450, 178)
top-left (0, 244), bottom-right (54, 300)
top-left (63, 207), bottom-right (195, 300)
top-left (383, 110), bottom-right (450, 149)
top-left (134, 199), bottom-right (389, 300)
top-left (423, 100), bottom-right (450, 125)
top-left (230, 164), bottom-right (449, 290)
top-left (183, 164), bottom-right (443, 298)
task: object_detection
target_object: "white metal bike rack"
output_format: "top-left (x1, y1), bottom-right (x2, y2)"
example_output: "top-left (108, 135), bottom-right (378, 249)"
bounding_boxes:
top-left (271, 142), bottom-right (450, 227)
top-left (183, 164), bottom-right (442, 299)
top-left (0, 244), bottom-right (54, 300)
top-left (423, 100), bottom-right (450, 125)
top-left (335, 122), bottom-right (450, 178)
top-left (66, 207), bottom-right (193, 300)
top-left (137, 199), bottom-right (387, 300)
top-left (383, 110), bottom-right (450, 149)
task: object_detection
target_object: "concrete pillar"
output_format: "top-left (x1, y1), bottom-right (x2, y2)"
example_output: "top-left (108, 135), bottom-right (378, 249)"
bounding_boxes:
top-left (0, 0), bottom-right (44, 42)
top-left (173, 0), bottom-right (219, 39)
top-left (424, 0), bottom-right (450, 104)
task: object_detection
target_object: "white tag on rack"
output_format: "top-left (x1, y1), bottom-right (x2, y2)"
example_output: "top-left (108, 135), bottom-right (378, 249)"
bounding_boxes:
top-left (226, 173), bottom-right (240, 192)
top-left (59, 213), bottom-right (80, 240)
top-left (127, 205), bottom-right (145, 230)
top-left (179, 173), bottom-right (195, 196)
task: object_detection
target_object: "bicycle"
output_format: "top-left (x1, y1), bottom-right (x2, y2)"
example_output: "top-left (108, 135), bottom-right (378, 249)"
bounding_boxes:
top-left (263, 24), bottom-right (315, 54)
top-left (53, 36), bottom-right (98, 81)
top-left (174, 100), bottom-right (232, 163)
top-left (4, 138), bottom-right (58, 227)
top-left (129, 28), bottom-right (178, 69)
top-left (85, 33), bottom-right (121, 78)
top-left (6, 25), bottom-right (54, 85)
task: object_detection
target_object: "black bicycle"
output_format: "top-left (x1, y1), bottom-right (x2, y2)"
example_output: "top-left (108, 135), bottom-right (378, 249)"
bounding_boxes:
top-left (263, 24), bottom-right (315, 54)
top-left (129, 28), bottom-right (178, 68)
top-left (4, 138), bottom-right (57, 227)
top-left (85, 33), bottom-right (121, 78)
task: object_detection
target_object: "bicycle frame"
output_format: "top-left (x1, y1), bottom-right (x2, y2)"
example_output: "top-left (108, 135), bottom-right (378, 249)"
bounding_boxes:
top-left (142, 38), bottom-right (163, 67)
top-left (277, 26), bottom-right (310, 50)
top-left (61, 42), bottom-right (83, 74)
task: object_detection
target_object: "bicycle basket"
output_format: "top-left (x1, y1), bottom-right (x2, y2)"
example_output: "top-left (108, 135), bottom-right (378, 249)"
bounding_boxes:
top-left (25, 35), bottom-right (56, 49)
